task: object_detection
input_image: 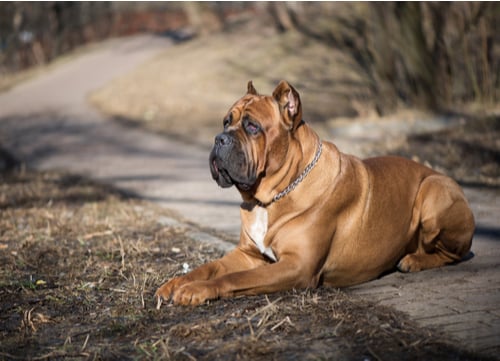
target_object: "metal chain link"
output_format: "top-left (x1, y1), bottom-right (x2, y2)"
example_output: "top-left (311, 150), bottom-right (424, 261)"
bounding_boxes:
top-left (259, 140), bottom-right (323, 206)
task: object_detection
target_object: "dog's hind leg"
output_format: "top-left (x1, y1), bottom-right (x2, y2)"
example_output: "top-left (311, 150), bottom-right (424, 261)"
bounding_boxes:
top-left (398, 175), bottom-right (475, 273)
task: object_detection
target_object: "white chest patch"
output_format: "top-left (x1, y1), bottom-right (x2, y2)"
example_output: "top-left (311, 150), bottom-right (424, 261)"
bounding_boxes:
top-left (248, 206), bottom-right (277, 262)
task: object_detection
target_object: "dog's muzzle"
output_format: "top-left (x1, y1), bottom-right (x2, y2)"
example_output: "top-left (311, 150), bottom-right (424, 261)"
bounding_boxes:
top-left (209, 133), bottom-right (254, 190)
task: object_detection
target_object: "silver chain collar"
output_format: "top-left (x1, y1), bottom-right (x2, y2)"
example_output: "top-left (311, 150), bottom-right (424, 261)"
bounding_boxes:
top-left (257, 140), bottom-right (323, 207)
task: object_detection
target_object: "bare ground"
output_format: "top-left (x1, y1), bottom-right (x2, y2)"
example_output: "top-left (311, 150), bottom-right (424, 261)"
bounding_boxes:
top-left (391, 115), bottom-right (500, 187)
top-left (0, 169), bottom-right (494, 361)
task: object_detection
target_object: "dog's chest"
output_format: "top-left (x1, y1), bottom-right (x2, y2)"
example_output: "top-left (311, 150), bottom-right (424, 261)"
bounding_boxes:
top-left (248, 206), bottom-right (277, 262)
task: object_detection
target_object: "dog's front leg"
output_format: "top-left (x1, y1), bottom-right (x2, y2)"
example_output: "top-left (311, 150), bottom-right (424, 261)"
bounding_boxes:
top-left (172, 255), bottom-right (319, 305)
top-left (155, 247), bottom-right (266, 304)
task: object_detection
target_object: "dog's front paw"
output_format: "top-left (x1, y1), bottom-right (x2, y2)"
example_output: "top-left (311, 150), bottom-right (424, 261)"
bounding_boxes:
top-left (172, 281), bottom-right (219, 306)
top-left (397, 254), bottom-right (423, 273)
top-left (155, 276), bottom-right (190, 308)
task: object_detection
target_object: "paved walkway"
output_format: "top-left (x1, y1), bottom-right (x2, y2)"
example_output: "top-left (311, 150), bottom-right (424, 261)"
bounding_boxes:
top-left (0, 35), bottom-right (499, 358)
top-left (0, 34), bottom-right (242, 239)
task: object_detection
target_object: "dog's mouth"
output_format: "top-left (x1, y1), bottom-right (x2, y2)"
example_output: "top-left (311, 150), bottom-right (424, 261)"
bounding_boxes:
top-left (210, 158), bottom-right (234, 188)
top-left (210, 158), bottom-right (253, 191)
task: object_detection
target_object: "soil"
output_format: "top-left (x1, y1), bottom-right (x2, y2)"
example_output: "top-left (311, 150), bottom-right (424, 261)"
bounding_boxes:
top-left (0, 169), bottom-right (494, 361)
top-left (391, 115), bottom-right (500, 187)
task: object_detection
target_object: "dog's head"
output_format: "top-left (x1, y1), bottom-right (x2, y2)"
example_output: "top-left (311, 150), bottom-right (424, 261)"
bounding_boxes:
top-left (209, 80), bottom-right (303, 201)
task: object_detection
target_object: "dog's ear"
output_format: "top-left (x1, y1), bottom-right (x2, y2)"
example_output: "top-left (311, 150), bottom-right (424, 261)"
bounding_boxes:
top-left (247, 81), bottom-right (258, 95)
top-left (272, 80), bottom-right (302, 131)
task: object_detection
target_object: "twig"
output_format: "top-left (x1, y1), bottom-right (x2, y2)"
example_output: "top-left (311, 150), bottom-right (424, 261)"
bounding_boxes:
top-left (247, 296), bottom-right (283, 339)
top-left (333, 319), bottom-right (344, 337)
top-left (82, 230), bottom-right (113, 240)
top-left (270, 316), bottom-right (294, 331)
top-left (140, 291), bottom-right (145, 309)
top-left (23, 307), bottom-right (36, 333)
top-left (140, 273), bottom-right (147, 309)
top-left (367, 346), bottom-right (383, 361)
top-left (152, 337), bottom-right (171, 360)
top-left (117, 235), bottom-right (126, 271)
top-left (110, 288), bottom-right (127, 293)
top-left (31, 351), bottom-right (91, 360)
top-left (81, 333), bottom-right (90, 352)
top-left (247, 318), bottom-right (255, 338)
top-left (180, 350), bottom-right (197, 361)
top-left (247, 296), bottom-right (282, 320)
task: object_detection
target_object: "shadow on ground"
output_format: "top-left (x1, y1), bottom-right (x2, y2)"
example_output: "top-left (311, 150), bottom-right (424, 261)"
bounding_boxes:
top-left (0, 169), bottom-right (494, 361)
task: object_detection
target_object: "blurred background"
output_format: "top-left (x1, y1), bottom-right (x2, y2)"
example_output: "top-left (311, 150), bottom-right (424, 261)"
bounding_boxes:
top-left (1, 5), bottom-right (499, 358)
top-left (1, 2), bottom-right (499, 184)
top-left (2, 2), bottom-right (499, 111)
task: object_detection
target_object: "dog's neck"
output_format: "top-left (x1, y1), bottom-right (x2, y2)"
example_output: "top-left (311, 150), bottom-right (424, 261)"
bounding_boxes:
top-left (253, 123), bottom-right (322, 207)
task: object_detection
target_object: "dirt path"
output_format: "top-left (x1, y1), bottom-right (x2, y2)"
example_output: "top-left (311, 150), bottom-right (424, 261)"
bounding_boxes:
top-left (0, 34), bottom-right (242, 241)
top-left (0, 34), bottom-right (499, 358)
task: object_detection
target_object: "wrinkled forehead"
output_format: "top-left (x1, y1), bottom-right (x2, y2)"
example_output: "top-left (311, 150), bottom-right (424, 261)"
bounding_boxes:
top-left (229, 94), bottom-right (278, 123)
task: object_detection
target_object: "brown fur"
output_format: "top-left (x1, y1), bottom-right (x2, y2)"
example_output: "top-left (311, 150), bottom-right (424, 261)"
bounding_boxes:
top-left (156, 81), bottom-right (474, 306)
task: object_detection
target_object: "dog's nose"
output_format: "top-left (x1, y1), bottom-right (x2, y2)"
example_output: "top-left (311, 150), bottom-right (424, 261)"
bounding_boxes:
top-left (215, 133), bottom-right (232, 147)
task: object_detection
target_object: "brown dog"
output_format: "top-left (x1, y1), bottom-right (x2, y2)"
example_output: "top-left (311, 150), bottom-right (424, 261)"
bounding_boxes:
top-left (155, 80), bottom-right (475, 306)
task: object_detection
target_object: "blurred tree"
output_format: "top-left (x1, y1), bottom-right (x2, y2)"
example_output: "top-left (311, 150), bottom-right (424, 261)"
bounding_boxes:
top-left (1, 1), bottom-right (497, 116)
top-left (0, 2), bottom-right (184, 73)
top-left (183, 2), bottom-right (222, 36)
top-left (287, 2), bottom-right (499, 114)
top-left (268, 2), bottom-right (297, 32)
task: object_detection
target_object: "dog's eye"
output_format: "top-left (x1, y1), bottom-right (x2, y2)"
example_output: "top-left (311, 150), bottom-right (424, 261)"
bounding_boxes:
top-left (244, 119), bottom-right (261, 135)
top-left (223, 114), bottom-right (233, 129)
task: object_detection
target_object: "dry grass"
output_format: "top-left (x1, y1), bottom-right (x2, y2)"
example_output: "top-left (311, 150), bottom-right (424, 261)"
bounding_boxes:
top-left (0, 169), bottom-right (493, 360)
top-left (88, 27), bottom-right (363, 149)
top-left (391, 115), bottom-right (500, 186)
top-left (0, 169), bottom-right (220, 359)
